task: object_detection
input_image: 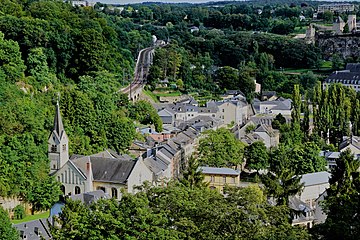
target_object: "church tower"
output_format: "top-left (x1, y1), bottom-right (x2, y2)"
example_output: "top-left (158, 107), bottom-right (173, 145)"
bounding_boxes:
top-left (48, 100), bottom-right (69, 174)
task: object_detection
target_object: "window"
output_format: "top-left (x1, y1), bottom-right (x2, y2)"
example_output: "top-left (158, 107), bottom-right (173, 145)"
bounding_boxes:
top-left (222, 109), bottom-right (225, 112)
top-left (231, 177), bottom-right (236, 184)
top-left (97, 186), bottom-right (106, 193)
top-left (210, 176), bottom-right (215, 182)
top-left (62, 144), bottom-right (66, 152)
top-left (51, 145), bottom-right (57, 152)
top-left (60, 185), bottom-right (65, 195)
top-left (53, 164), bottom-right (56, 169)
top-left (223, 176), bottom-right (226, 183)
top-left (111, 188), bottom-right (118, 199)
top-left (75, 186), bottom-right (81, 195)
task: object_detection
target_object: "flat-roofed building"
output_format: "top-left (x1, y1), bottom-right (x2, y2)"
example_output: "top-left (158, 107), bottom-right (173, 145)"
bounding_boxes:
top-left (318, 4), bottom-right (354, 13)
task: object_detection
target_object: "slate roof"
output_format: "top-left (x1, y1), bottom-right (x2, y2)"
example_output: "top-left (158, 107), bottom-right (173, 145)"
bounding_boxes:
top-left (319, 150), bottom-right (341, 159)
top-left (90, 157), bottom-right (135, 183)
top-left (255, 123), bottom-right (275, 136)
top-left (262, 91), bottom-right (276, 98)
top-left (69, 190), bottom-right (111, 204)
top-left (144, 156), bottom-right (169, 175)
top-left (14, 219), bottom-right (51, 240)
top-left (300, 171), bottom-right (330, 187)
top-left (53, 102), bottom-right (65, 139)
top-left (71, 155), bottom-right (136, 183)
top-left (346, 63), bottom-right (360, 72)
top-left (261, 100), bottom-right (291, 111)
top-left (339, 136), bottom-right (360, 150)
top-left (199, 167), bottom-right (240, 175)
top-left (158, 108), bottom-right (175, 117)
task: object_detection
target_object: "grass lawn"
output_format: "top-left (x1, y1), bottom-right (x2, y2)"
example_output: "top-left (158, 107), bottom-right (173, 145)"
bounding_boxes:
top-left (11, 211), bottom-right (49, 224)
top-left (143, 90), bottom-right (159, 103)
top-left (155, 91), bottom-right (182, 97)
top-left (293, 26), bottom-right (306, 34)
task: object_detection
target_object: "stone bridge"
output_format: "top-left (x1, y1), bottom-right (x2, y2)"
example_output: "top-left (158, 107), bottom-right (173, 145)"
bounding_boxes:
top-left (121, 47), bottom-right (155, 101)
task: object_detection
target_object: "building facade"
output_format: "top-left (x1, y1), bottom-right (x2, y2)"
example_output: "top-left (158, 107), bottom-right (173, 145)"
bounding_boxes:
top-left (199, 167), bottom-right (240, 194)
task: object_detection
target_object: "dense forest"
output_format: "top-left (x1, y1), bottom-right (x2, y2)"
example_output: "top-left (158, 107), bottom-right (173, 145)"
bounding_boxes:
top-left (0, 0), bottom-right (160, 214)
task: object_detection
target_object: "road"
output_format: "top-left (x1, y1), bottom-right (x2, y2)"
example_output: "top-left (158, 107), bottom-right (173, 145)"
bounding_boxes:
top-left (121, 47), bottom-right (154, 97)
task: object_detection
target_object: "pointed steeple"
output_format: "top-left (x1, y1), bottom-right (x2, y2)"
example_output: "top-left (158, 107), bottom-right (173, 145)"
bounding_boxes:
top-left (48, 95), bottom-right (69, 173)
top-left (53, 98), bottom-right (64, 139)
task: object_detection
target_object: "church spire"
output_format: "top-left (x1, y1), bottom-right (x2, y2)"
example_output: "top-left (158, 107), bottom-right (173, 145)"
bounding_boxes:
top-left (53, 96), bottom-right (64, 138)
top-left (49, 94), bottom-right (69, 173)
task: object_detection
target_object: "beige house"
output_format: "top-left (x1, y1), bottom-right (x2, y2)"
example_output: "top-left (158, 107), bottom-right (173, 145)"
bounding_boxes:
top-left (199, 167), bottom-right (240, 194)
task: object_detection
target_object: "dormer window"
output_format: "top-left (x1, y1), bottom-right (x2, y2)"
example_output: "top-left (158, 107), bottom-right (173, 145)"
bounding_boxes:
top-left (51, 145), bottom-right (57, 152)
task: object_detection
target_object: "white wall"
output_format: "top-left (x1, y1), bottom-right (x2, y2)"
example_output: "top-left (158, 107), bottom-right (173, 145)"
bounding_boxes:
top-left (127, 159), bottom-right (154, 193)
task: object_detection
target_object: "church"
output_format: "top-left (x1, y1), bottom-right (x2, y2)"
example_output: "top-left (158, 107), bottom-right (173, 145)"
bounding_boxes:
top-left (48, 101), bottom-right (153, 199)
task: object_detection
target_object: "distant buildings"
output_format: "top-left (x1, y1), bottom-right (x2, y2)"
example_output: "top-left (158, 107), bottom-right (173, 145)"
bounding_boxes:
top-left (317, 3), bottom-right (354, 13)
top-left (155, 92), bottom-right (252, 130)
top-left (68, 0), bottom-right (95, 7)
top-left (323, 63), bottom-right (360, 92)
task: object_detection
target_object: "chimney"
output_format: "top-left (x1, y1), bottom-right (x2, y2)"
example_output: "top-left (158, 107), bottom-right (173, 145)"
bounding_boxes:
top-left (86, 157), bottom-right (93, 192)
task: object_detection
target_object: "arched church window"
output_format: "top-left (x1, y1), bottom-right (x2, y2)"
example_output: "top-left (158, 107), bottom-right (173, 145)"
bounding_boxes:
top-left (51, 145), bottom-right (57, 152)
top-left (111, 188), bottom-right (118, 199)
top-left (62, 144), bottom-right (66, 152)
top-left (97, 186), bottom-right (106, 193)
top-left (60, 185), bottom-right (65, 195)
top-left (75, 186), bottom-right (81, 195)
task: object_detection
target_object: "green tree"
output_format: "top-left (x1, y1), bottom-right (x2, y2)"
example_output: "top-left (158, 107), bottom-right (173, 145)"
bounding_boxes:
top-left (244, 141), bottom-right (269, 171)
top-left (26, 176), bottom-right (61, 214)
top-left (301, 91), bottom-right (310, 137)
top-left (316, 149), bottom-right (360, 239)
top-left (272, 113), bottom-right (286, 130)
top-left (129, 100), bottom-right (163, 132)
top-left (291, 84), bottom-right (301, 128)
top-left (332, 54), bottom-right (343, 70)
top-left (26, 47), bottom-right (57, 88)
top-left (180, 156), bottom-right (207, 189)
top-left (323, 10), bottom-right (334, 23)
top-left (198, 128), bottom-right (245, 167)
top-left (0, 206), bottom-right (18, 240)
top-left (262, 168), bottom-right (304, 206)
top-left (0, 31), bottom-right (25, 82)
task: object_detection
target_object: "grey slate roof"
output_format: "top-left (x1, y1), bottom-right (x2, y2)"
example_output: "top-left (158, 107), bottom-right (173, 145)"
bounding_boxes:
top-left (71, 155), bottom-right (136, 183)
top-left (199, 167), bottom-right (240, 175)
top-left (69, 190), bottom-right (111, 204)
top-left (346, 63), bottom-right (360, 72)
top-left (158, 108), bottom-right (175, 117)
top-left (300, 171), bottom-right (330, 187)
top-left (339, 136), bottom-right (360, 151)
top-left (14, 219), bottom-right (51, 240)
top-left (53, 102), bottom-right (65, 139)
top-left (90, 157), bottom-right (135, 183)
